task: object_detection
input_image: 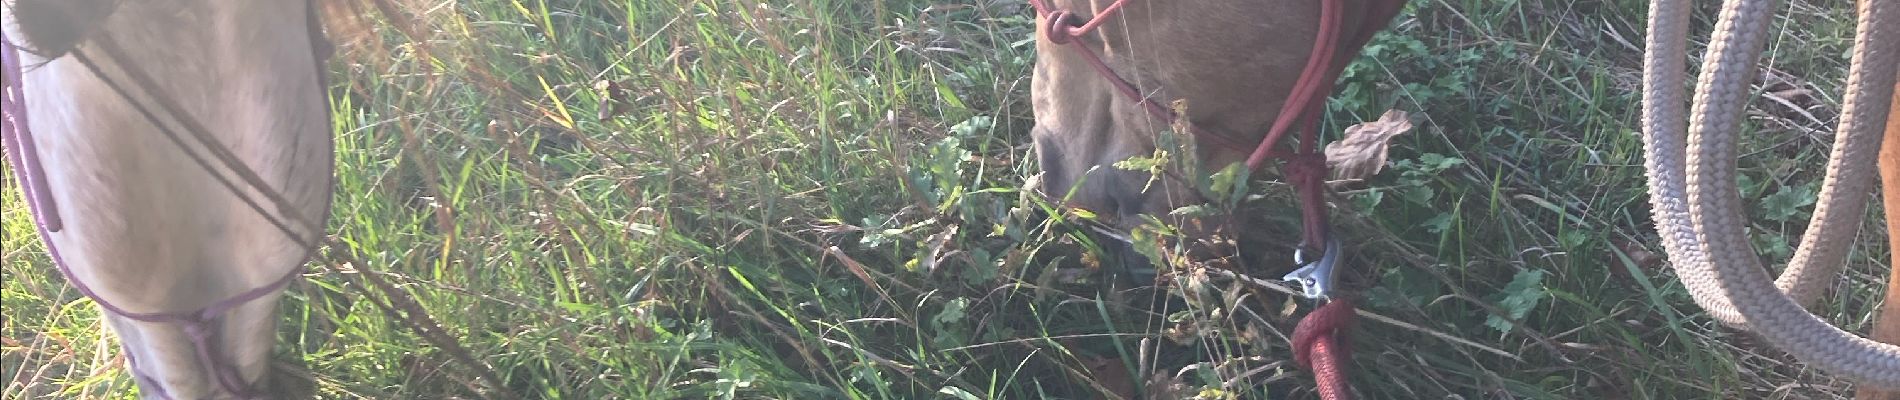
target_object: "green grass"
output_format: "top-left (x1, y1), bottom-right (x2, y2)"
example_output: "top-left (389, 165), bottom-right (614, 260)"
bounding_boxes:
top-left (2, 0), bottom-right (1889, 398)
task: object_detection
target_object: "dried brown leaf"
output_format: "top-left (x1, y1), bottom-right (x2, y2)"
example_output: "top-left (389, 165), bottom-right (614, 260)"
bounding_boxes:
top-left (595, 79), bottom-right (633, 121)
top-left (1324, 109), bottom-right (1413, 181)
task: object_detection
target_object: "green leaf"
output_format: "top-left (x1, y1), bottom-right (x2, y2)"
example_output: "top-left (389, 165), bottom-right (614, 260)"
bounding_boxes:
top-left (1759, 182), bottom-right (1818, 222)
top-left (1418, 153), bottom-right (1466, 171)
top-left (935, 82), bottom-right (967, 110)
top-left (1113, 154), bottom-right (1167, 172)
top-left (1401, 186), bottom-right (1436, 205)
top-left (934, 298), bottom-right (969, 326)
top-left (1558, 230), bottom-right (1588, 249)
top-left (1485, 269), bottom-right (1548, 334)
top-left (1353, 190), bottom-right (1385, 211)
top-left (1367, 266), bottom-right (1439, 308)
top-left (554, 301), bottom-right (605, 314)
top-left (1126, 224), bottom-right (1169, 269)
top-left (950, 115), bottom-right (992, 138)
top-left (1752, 231), bottom-right (1793, 260)
top-left (931, 298), bottom-right (971, 348)
top-left (1207, 162), bottom-right (1251, 206)
top-left (963, 249), bottom-right (998, 285)
top-left (1421, 212), bottom-right (1455, 234)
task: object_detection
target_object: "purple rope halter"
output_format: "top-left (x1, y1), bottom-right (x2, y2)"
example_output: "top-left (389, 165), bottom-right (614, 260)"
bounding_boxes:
top-left (3, 18), bottom-right (307, 400)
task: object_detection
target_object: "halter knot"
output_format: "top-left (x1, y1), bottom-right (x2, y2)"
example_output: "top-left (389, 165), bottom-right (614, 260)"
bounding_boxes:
top-left (1043, 11), bottom-right (1084, 45)
top-left (1282, 153), bottom-right (1328, 187)
top-left (183, 320), bottom-right (214, 340)
top-left (1290, 298), bottom-right (1355, 369)
top-left (1291, 298), bottom-right (1357, 399)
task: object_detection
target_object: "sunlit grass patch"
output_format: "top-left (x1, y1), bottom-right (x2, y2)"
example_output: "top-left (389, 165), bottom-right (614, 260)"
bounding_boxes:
top-left (2, 0), bottom-right (1885, 398)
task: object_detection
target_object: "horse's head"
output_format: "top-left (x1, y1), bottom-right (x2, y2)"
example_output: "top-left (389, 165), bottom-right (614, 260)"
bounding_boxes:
top-left (2, 0), bottom-right (335, 397)
top-left (1027, 0), bottom-right (1404, 268)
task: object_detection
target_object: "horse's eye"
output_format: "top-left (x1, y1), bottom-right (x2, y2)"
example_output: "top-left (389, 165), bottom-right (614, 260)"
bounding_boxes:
top-left (10, 0), bottom-right (120, 59)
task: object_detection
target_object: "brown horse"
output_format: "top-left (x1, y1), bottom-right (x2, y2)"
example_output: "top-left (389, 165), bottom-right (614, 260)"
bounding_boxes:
top-left (1027, 0), bottom-right (1405, 273)
top-left (1025, 2), bottom-right (1406, 396)
top-left (1871, 79), bottom-right (1900, 400)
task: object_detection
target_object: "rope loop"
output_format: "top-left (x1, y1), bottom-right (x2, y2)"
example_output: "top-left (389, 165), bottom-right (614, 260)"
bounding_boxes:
top-left (1291, 298), bottom-right (1355, 369)
top-left (1044, 11), bottom-right (1083, 45)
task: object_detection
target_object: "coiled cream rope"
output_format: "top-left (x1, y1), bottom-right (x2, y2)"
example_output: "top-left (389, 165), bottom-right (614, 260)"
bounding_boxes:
top-left (1642, 0), bottom-right (1900, 388)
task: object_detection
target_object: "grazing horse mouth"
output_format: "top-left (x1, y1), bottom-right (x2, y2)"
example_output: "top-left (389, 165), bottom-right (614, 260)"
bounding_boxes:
top-left (1025, 2), bottom-right (1407, 397)
top-left (1026, 0), bottom-right (1405, 277)
top-left (1, 0), bottom-right (338, 397)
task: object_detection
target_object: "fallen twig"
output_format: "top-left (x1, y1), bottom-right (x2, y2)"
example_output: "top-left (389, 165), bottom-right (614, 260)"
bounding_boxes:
top-left (1204, 269), bottom-right (1524, 362)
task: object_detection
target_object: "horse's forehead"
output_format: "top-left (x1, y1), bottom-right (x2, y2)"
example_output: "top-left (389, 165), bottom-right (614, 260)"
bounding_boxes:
top-left (7, 0), bottom-right (120, 57)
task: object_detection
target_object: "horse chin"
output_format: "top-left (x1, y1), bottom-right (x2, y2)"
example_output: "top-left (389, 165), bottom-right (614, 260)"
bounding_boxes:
top-left (106, 292), bottom-right (288, 399)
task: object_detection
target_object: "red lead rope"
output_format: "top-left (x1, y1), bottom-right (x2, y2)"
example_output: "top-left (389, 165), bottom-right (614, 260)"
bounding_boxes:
top-left (1023, 0), bottom-right (1360, 397)
top-left (1292, 299), bottom-right (1358, 400)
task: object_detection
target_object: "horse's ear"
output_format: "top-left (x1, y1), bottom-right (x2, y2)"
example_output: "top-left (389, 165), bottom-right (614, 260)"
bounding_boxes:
top-left (10, 0), bottom-right (119, 59)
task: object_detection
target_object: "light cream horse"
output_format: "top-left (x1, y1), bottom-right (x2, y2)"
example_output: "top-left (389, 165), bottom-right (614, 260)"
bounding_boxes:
top-left (3, 0), bottom-right (335, 398)
top-left (1028, 0), bottom-right (1900, 396)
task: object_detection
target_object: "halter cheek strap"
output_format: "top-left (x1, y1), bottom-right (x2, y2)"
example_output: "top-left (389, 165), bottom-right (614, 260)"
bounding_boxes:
top-left (2, 27), bottom-right (59, 233)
